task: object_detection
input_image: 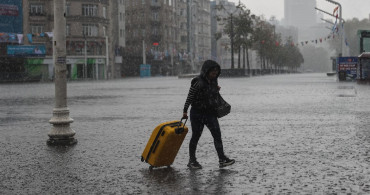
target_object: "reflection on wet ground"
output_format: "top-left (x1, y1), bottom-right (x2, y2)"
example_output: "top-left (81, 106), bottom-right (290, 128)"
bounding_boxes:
top-left (1, 74), bottom-right (370, 194)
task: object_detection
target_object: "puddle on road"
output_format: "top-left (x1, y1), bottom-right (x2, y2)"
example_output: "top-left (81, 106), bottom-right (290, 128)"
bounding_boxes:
top-left (337, 86), bottom-right (355, 90)
top-left (337, 94), bottom-right (357, 97)
top-left (336, 85), bottom-right (357, 97)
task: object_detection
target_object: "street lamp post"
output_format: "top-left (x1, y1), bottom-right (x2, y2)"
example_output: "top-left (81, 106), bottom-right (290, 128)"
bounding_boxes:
top-left (328, 0), bottom-right (343, 56)
top-left (317, 0), bottom-right (344, 56)
top-left (47, 0), bottom-right (77, 146)
top-left (230, 13), bottom-right (234, 69)
top-left (84, 35), bottom-right (87, 79)
top-left (240, 35), bottom-right (246, 70)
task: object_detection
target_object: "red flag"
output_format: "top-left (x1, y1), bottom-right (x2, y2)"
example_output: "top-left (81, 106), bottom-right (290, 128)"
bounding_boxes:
top-left (333, 6), bottom-right (339, 17)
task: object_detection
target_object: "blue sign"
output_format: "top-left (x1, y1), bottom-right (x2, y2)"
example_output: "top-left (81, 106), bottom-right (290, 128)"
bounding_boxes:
top-left (0, 0), bottom-right (23, 33)
top-left (7, 45), bottom-right (46, 56)
top-left (337, 57), bottom-right (358, 80)
top-left (140, 64), bottom-right (151, 77)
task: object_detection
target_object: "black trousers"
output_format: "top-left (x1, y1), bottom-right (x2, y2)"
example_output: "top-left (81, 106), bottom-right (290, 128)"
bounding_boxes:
top-left (189, 107), bottom-right (225, 161)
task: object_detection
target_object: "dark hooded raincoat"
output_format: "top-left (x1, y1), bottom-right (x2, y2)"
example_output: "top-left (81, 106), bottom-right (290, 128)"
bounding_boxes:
top-left (183, 60), bottom-right (221, 115)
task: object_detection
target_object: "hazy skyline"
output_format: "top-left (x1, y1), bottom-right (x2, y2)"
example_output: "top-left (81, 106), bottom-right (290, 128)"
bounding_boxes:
top-left (229, 0), bottom-right (370, 21)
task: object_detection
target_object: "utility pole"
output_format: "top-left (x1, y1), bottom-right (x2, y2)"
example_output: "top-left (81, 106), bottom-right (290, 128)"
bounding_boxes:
top-left (48, 0), bottom-right (76, 145)
top-left (170, 44), bottom-right (174, 76)
top-left (230, 13), bottom-right (234, 69)
top-left (143, 40), bottom-right (146, 65)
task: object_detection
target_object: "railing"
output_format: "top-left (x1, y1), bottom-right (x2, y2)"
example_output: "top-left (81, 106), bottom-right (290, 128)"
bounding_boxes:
top-left (0, 73), bottom-right (42, 82)
top-left (29, 12), bottom-right (46, 16)
top-left (150, 20), bottom-right (161, 26)
top-left (150, 35), bottom-right (162, 42)
top-left (150, 2), bottom-right (161, 8)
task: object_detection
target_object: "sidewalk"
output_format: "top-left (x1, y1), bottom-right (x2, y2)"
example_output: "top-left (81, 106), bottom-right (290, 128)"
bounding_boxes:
top-left (1, 74), bottom-right (370, 194)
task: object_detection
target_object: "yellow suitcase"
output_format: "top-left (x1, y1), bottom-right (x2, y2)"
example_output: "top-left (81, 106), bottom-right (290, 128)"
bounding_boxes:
top-left (141, 119), bottom-right (188, 169)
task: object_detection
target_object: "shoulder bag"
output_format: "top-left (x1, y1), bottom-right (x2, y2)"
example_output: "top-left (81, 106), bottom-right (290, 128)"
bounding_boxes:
top-left (215, 93), bottom-right (231, 118)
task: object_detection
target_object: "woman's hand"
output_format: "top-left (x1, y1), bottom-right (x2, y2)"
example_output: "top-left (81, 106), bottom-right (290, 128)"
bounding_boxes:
top-left (182, 112), bottom-right (188, 119)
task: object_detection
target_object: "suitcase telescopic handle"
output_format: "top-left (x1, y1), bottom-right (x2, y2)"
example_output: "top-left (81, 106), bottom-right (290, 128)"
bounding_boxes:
top-left (180, 117), bottom-right (187, 126)
top-left (175, 118), bottom-right (187, 134)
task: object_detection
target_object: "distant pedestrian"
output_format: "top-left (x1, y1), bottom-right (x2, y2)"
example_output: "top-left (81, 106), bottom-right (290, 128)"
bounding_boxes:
top-left (182, 60), bottom-right (235, 169)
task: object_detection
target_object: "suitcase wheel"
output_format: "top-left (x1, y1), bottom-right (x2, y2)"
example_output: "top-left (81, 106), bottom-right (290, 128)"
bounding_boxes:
top-left (149, 166), bottom-right (154, 171)
top-left (141, 156), bottom-right (144, 162)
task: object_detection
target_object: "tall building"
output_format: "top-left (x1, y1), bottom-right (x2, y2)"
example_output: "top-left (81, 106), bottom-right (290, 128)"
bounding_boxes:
top-left (190, 0), bottom-right (212, 71)
top-left (211, 0), bottom-right (239, 69)
top-left (284, 0), bottom-right (316, 29)
top-left (20, 0), bottom-right (120, 81)
top-left (284, 0), bottom-right (328, 43)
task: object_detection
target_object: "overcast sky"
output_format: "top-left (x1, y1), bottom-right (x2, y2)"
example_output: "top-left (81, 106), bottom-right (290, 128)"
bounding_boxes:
top-left (229, 0), bottom-right (370, 21)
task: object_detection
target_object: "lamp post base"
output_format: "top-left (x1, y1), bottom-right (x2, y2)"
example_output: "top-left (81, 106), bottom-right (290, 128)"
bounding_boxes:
top-left (48, 107), bottom-right (77, 146)
top-left (47, 137), bottom-right (77, 146)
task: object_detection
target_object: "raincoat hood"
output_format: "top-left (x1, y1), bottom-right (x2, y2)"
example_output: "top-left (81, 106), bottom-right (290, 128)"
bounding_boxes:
top-left (200, 60), bottom-right (221, 79)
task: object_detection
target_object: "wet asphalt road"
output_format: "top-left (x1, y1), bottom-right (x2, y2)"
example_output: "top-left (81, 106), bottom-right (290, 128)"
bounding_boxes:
top-left (1, 73), bottom-right (370, 194)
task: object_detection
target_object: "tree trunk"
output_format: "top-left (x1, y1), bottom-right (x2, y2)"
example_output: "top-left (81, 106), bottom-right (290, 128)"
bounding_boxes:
top-left (246, 48), bottom-right (250, 76)
top-left (242, 46), bottom-right (245, 70)
top-left (238, 46), bottom-right (241, 69)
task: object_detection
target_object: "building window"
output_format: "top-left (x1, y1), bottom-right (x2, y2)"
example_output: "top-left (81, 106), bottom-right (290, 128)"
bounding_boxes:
top-left (66, 24), bottom-right (70, 36)
top-left (66, 4), bottom-right (71, 16)
top-left (82, 4), bottom-right (98, 16)
top-left (31, 24), bottom-right (44, 34)
top-left (82, 24), bottom-right (98, 36)
top-left (103, 6), bottom-right (107, 18)
top-left (152, 28), bottom-right (158, 35)
top-left (153, 12), bottom-right (158, 21)
top-left (30, 4), bottom-right (44, 16)
top-left (103, 26), bottom-right (106, 36)
top-left (120, 29), bottom-right (123, 38)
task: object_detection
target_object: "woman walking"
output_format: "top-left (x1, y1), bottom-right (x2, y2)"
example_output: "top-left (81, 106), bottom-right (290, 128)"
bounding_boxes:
top-left (183, 60), bottom-right (235, 169)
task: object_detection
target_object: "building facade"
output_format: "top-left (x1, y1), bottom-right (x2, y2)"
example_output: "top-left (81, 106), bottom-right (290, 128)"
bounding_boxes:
top-left (191, 0), bottom-right (212, 71)
top-left (22, 0), bottom-right (122, 81)
top-left (123, 0), bottom-right (211, 76)
top-left (0, 0), bottom-right (124, 82)
top-left (124, 0), bottom-right (183, 76)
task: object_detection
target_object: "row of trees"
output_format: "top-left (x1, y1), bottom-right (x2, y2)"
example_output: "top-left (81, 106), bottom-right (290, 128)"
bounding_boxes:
top-left (216, 2), bottom-right (304, 74)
